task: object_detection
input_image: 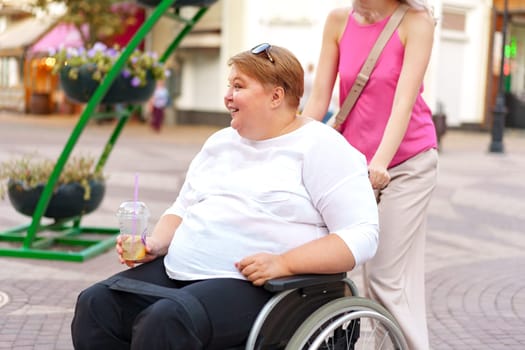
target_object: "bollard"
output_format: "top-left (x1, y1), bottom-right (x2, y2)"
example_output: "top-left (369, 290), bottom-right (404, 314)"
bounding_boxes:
top-left (432, 101), bottom-right (447, 151)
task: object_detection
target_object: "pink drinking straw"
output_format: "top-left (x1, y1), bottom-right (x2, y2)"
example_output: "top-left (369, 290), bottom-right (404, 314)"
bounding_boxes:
top-left (131, 173), bottom-right (139, 250)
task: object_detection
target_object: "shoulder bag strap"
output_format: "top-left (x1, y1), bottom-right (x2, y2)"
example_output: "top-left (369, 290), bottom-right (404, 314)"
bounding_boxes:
top-left (333, 4), bottom-right (410, 130)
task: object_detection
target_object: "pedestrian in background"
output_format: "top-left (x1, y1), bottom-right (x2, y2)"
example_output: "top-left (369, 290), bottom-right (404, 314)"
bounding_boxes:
top-left (301, 0), bottom-right (438, 348)
top-left (150, 80), bottom-right (170, 132)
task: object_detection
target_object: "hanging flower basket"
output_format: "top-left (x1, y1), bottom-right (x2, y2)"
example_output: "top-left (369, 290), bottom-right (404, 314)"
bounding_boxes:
top-left (137, 0), bottom-right (218, 8)
top-left (59, 65), bottom-right (156, 104)
top-left (52, 42), bottom-right (166, 105)
top-left (7, 179), bottom-right (106, 220)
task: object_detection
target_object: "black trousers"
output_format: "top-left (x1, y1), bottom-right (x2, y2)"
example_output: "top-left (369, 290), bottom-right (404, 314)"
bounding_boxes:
top-left (71, 258), bottom-right (273, 350)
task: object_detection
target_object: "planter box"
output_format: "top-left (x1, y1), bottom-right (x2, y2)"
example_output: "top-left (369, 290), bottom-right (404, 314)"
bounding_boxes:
top-left (7, 180), bottom-right (106, 220)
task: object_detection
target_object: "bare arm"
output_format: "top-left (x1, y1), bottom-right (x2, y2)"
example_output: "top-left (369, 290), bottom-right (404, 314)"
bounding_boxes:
top-left (301, 8), bottom-right (349, 121)
top-left (148, 213), bottom-right (182, 255)
top-left (368, 10), bottom-right (435, 189)
top-left (237, 234), bottom-right (355, 286)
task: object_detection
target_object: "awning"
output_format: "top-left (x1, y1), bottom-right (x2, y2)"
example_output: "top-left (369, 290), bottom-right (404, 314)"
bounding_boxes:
top-left (0, 16), bottom-right (58, 57)
top-left (30, 23), bottom-right (85, 54)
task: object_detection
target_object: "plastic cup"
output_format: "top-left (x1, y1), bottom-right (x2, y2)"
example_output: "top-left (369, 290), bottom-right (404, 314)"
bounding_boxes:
top-left (116, 201), bottom-right (150, 261)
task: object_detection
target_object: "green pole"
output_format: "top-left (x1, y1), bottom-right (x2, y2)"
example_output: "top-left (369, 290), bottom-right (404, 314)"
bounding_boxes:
top-left (160, 7), bottom-right (210, 63)
top-left (25, 0), bottom-right (177, 248)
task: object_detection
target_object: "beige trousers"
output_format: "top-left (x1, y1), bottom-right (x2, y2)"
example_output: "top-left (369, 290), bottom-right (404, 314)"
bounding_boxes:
top-left (364, 148), bottom-right (438, 350)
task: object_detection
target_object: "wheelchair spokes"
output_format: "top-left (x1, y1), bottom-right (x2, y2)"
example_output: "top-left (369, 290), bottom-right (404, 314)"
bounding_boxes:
top-left (285, 297), bottom-right (407, 350)
top-left (311, 318), bottom-right (360, 350)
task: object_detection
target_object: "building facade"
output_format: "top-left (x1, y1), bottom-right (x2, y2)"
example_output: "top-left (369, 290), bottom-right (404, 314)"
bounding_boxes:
top-left (3, 0), bottom-right (521, 130)
top-left (151, 0), bottom-right (525, 130)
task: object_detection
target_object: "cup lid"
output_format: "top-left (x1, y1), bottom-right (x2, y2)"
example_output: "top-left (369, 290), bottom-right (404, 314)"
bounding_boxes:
top-left (116, 201), bottom-right (150, 218)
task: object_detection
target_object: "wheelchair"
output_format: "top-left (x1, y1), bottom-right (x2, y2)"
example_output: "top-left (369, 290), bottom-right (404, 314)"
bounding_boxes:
top-left (229, 273), bottom-right (407, 350)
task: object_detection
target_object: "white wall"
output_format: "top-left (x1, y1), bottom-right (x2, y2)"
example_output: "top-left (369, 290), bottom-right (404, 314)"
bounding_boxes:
top-left (436, 0), bottom-right (491, 126)
top-left (176, 53), bottom-right (222, 111)
top-left (245, 0), bottom-right (328, 66)
top-left (424, 0), bottom-right (443, 113)
top-left (176, 0), bottom-right (349, 114)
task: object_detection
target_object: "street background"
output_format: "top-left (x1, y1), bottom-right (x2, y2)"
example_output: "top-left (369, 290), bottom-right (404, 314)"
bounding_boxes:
top-left (0, 112), bottom-right (524, 349)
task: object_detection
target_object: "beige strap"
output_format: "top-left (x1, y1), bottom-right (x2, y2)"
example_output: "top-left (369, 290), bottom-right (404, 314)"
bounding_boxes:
top-left (333, 4), bottom-right (410, 130)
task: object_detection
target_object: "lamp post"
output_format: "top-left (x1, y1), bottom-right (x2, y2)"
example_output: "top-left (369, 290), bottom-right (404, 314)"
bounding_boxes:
top-left (489, 0), bottom-right (509, 153)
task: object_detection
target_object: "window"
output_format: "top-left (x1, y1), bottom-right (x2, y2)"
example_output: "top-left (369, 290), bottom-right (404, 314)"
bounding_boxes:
top-left (442, 10), bottom-right (466, 32)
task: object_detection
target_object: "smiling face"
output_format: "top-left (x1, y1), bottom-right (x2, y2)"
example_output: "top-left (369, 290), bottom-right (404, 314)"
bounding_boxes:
top-left (224, 64), bottom-right (275, 139)
top-left (224, 45), bottom-right (305, 140)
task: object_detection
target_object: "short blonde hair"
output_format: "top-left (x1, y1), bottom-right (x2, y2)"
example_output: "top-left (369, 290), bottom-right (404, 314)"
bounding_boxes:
top-left (228, 45), bottom-right (304, 109)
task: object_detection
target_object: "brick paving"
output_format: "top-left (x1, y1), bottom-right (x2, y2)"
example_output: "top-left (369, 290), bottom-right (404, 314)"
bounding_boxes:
top-left (0, 111), bottom-right (524, 349)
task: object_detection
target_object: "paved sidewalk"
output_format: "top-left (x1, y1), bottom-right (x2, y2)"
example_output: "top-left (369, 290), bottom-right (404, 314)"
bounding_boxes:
top-left (0, 112), bottom-right (524, 349)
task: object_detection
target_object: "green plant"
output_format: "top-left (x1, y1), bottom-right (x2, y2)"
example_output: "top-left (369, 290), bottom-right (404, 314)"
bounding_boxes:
top-left (51, 42), bottom-right (167, 87)
top-left (34, 0), bottom-right (139, 48)
top-left (0, 153), bottom-right (105, 201)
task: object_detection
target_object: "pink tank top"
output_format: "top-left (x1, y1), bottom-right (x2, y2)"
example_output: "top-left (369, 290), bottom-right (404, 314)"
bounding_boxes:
top-left (338, 11), bottom-right (437, 168)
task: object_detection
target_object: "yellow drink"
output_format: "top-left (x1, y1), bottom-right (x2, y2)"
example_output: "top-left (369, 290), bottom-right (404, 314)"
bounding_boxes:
top-left (121, 235), bottom-right (146, 261)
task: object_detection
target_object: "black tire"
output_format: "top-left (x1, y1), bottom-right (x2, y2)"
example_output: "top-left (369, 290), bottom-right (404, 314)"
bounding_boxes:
top-left (285, 297), bottom-right (407, 350)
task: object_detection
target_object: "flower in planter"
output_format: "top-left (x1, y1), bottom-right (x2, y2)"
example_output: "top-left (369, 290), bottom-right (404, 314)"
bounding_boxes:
top-left (51, 42), bottom-right (167, 88)
top-left (0, 153), bottom-right (105, 201)
top-left (0, 153), bottom-right (107, 219)
top-left (50, 42), bottom-right (168, 104)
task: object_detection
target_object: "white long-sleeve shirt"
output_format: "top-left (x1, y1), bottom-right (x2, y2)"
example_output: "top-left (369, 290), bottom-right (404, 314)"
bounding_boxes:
top-left (163, 120), bottom-right (378, 281)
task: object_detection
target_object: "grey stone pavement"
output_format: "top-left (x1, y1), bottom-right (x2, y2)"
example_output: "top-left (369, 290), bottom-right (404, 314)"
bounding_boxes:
top-left (0, 111), bottom-right (524, 349)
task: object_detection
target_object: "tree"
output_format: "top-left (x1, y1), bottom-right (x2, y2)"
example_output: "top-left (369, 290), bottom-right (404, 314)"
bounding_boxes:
top-left (34, 0), bottom-right (141, 48)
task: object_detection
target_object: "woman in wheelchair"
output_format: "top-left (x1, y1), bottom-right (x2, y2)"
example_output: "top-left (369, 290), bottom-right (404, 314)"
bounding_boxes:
top-left (71, 44), bottom-right (380, 350)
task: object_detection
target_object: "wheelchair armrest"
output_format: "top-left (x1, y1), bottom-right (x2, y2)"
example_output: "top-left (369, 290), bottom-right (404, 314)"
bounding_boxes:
top-left (263, 273), bottom-right (346, 293)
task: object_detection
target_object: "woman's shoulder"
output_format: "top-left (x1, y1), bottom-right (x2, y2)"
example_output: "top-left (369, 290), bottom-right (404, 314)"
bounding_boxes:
top-left (402, 7), bottom-right (435, 34)
top-left (326, 7), bottom-right (351, 23)
top-left (405, 6), bottom-right (435, 25)
top-left (328, 6), bottom-right (352, 19)
top-left (324, 7), bottom-right (353, 42)
top-left (397, 6), bottom-right (434, 46)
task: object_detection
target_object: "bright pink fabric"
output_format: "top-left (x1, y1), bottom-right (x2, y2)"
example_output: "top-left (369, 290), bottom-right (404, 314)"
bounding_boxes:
top-left (30, 24), bottom-right (86, 54)
top-left (338, 12), bottom-right (437, 168)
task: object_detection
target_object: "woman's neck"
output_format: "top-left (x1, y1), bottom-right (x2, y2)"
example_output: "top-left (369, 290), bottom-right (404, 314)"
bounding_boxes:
top-left (251, 114), bottom-right (308, 141)
top-left (277, 115), bottom-right (307, 137)
top-left (353, 0), bottom-right (401, 24)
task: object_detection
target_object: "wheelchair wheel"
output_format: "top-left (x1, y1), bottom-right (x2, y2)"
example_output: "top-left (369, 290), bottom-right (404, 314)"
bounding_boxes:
top-left (285, 297), bottom-right (407, 350)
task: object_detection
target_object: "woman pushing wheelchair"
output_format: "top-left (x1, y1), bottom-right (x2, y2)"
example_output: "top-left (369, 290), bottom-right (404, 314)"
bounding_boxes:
top-left (71, 44), bottom-right (379, 350)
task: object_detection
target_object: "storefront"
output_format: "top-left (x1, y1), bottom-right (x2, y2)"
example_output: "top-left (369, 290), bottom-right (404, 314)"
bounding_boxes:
top-left (495, 0), bottom-right (525, 128)
top-left (0, 5), bottom-right (146, 116)
top-left (27, 23), bottom-right (89, 114)
top-left (0, 16), bottom-right (57, 113)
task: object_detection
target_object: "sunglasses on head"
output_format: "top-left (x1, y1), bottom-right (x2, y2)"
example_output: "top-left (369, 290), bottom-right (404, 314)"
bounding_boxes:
top-left (251, 43), bottom-right (274, 63)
